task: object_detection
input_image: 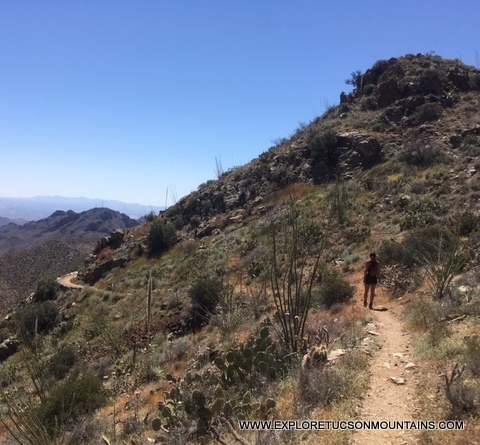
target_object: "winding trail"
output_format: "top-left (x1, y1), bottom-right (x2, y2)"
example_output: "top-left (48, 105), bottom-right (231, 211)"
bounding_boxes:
top-left (351, 274), bottom-right (420, 445)
top-left (56, 271), bottom-right (83, 289)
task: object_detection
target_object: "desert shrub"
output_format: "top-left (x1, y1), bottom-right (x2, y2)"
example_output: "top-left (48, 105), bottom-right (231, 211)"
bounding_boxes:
top-left (400, 198), bottom-right (448, 230)
top-left (410, 102), bottom-right (443, 125)
top-left (147, 219), bottom-right (177, 256)
top-left (443, 364), bottom-right (479, 418)
top-left (457, 210), bottom-right (480, 236)
top-left (406, 226), bottom-right (468, 299)
top-left (361, 96), bottom-right (377, 110)
top-left (209, 291), bottom-right (250, 336)
top-left (14, 301), bottom-right (59, 341)
top-left (33, 278), bottom-right (60, 302)
top-left (308, 129), bottom-right (339, 182)
top-left (144, 211), bottom-right (156, 222)
top-left (406, 295), bottom-right (444, 330)
top-left (465, 337), bottom-right (480, 377)
top-left (317, 268), bottom-right (355, 308)
top-left (378, 239), bottom-right (410, 268)
top-left (36, 369), bottom-right (107, 435)
top-left (161, 336), bottom-right (194, 363)
top-left (426, 321), bottom-right (452, 347)
top-left (410, 181), bottom-right (427, 194)
top-left (298, 366), bottom-right (346, 412)
top-left (136, 355), bottom-right (163, 383)
top-left (188, 277), bottom-right (223, 317)
top-left (471, 73), bottom-right (480, 90)
top-left (404, 225), bottom-right (455, 258)
top-left (419, 69), bottom-right (443, 95)
top-left (399, 138), bottom-right (443, 167)
top-left (46, 345), bottom-right (77, 380)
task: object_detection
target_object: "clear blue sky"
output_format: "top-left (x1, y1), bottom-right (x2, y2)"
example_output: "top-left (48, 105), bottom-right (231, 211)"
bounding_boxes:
top-left (1, 1), bottom-right (479, 207)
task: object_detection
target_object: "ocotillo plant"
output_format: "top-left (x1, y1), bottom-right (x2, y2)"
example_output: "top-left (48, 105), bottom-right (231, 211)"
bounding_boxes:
top-left (269, 198), bottom-right (327, 353)
top-left (147, 270), bottom-right (152, 344)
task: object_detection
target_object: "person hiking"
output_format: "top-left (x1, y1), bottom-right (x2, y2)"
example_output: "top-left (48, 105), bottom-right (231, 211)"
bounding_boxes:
top-left (364, 252), bottom-right (381, 309)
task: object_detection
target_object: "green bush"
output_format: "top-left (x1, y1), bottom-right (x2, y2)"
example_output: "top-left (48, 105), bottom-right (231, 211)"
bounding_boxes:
top-left (36, 369), bottom-right (107, 435)
top-left (410, 103), bottom-right (443, 125)
top-left (379, 226), bottom-right (456, 271)
top-left (404, 225), bottom-right (455, 259)
top-left (188, 278), bottom-right (223, 317)
top-left (33, 278), bottom-right (60, 302)
top-left (14, 301), bottom-right (59, 340)
top-left (471, 73), bottom-right (480, 90)
top-left (47, 345), bottom-right (77, 380)
top-left (308, 129), bottom-right (339, 182)
top-left (147, 219), bottom-right (177, 256)
top-left (378, 239), bottom-right (410, 268)
top-left (465, 337), bottom-right (480, 377)
top-left (317, 268), bottom-right (354, 308)
top-left (457, 210), bottom-right (480, 236)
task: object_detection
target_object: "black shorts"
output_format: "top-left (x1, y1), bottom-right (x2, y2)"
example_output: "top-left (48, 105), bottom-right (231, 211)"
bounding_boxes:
top-left (364, 275), bottom-right (378, 285)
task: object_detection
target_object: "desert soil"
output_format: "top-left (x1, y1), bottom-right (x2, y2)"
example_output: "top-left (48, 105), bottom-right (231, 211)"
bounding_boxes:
top-left (351, 273), bottom-right (421, 445)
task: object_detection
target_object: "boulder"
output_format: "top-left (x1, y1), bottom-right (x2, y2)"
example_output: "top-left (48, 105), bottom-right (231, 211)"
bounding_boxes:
top-left (0, 337), bottom-right (19, 361)
top-left (93, 229), bottom-right (125, 255)
top-left (377, 78), bottom-right (402, 108)
top-left (336, 132), bottom-right (383, 162)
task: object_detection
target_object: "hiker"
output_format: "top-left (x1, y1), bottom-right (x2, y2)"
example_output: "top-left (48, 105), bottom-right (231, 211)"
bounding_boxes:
top-left (363, 252), bottom-right (381, 309)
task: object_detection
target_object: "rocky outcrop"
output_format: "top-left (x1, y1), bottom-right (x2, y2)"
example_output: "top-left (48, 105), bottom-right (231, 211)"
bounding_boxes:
top-left (78, 257), bottom-right (128, 285)
top-left (93, 229), bottom-right (125, 255)
top-left (336, 132), bottom-right (383, 170)
top-left (0, 337), bottom-right (19, 362)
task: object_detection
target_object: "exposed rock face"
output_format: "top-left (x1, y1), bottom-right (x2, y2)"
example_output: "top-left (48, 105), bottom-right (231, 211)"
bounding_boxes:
top-left (78, 257), bottom-right (128, 285)
top-left (0, 337), bottom-right (19, 362)
top-left (336, 132), bottom-right (383, 169)
top-left (377, 77), bottom-right (402, 108)
top-left (93, 229), bottom-right (125, 255)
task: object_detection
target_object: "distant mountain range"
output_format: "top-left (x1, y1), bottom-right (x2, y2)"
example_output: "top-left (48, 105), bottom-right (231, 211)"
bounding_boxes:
top-left (0, 196), bottom-right (164, 222)
top-left (0, 207), bottom-right (139, 307)
top-left (0, 207), bottom-right (138, 256)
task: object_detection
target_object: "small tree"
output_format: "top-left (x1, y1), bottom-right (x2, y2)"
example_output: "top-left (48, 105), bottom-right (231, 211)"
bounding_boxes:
top-left (269, 199), bottom-right (326, 352)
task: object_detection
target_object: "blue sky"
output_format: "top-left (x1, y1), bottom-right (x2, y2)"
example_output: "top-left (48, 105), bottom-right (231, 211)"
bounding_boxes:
top-left (1, 1), bottom-right (479, 207)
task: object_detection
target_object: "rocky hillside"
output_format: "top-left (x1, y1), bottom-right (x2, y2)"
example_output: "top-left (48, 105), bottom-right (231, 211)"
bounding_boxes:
top-left (77, 53), bottom-right (480, 290)
top-left (161, 53), bottom-right (480, 238)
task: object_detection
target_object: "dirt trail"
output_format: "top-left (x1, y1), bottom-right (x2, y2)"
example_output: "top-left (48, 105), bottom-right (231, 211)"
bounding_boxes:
top-left (351, 273), bottom-right (420, 445)
top-left (56, 271), bottom-right (83, 289)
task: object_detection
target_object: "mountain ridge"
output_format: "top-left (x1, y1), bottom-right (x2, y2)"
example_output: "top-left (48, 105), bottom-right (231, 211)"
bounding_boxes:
top-left (0, 195), bottom-right (164, 221)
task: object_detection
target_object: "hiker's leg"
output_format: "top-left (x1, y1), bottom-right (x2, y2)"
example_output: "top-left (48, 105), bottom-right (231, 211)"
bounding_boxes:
top-left (364, 284), bottom-right (369, 306)
top-left (369, 284), bottom-right (376, 307)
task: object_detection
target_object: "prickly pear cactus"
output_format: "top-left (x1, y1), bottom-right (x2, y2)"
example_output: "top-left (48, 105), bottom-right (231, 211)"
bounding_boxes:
top-left (214, 326), bottom-right (287, 385)
top-left (154, 327), bottom-right (283, 437)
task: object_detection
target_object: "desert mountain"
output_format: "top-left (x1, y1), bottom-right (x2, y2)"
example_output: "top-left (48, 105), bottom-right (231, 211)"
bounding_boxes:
top-left (0, 216), bottom-right (17, 226)
top-left (0, 207), bottom-right (138, 256)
